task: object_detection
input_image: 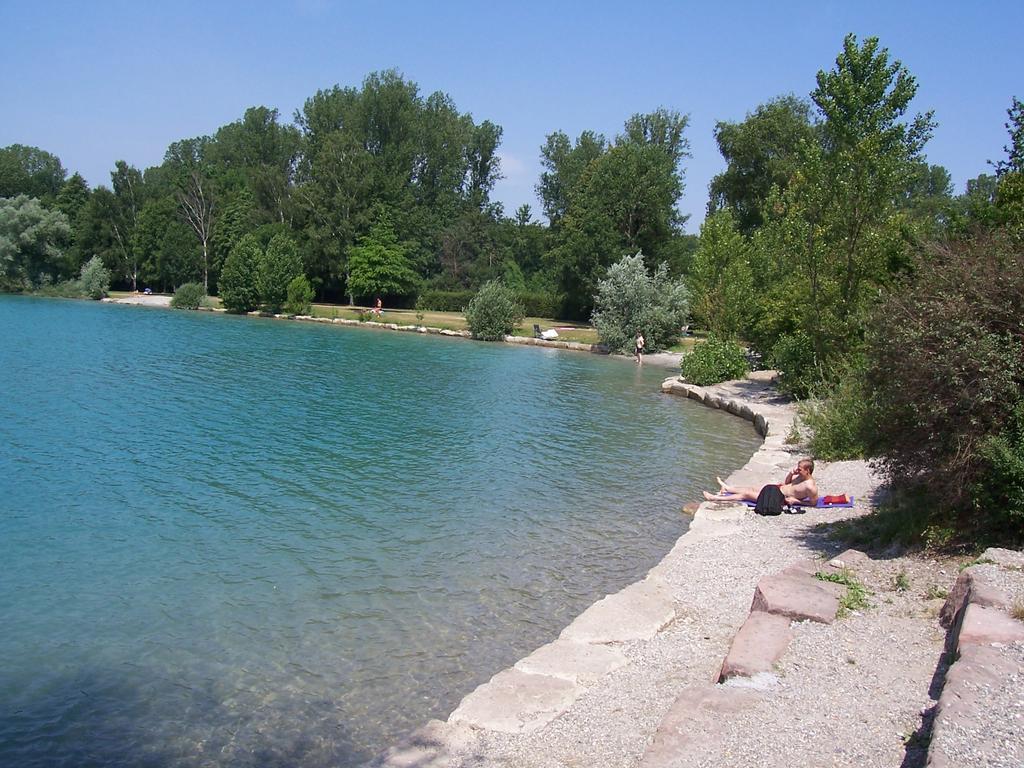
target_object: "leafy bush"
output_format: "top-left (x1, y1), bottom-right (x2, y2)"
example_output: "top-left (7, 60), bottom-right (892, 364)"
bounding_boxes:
top-left (863, 230), bottom-right (1024, 540)
top-left (464, 280), bottom-right (524, 341)
top-left (33, 279), bottom-right (86, 298)
top-left (284, 275), bottom-right (314, 316)
top-left (79, 256), bottom-right (110, 299)
top-left (416, 290), bottom-right (475, 312)
top-left (591, 252), bottom-right (689, 354)
top-left (680, 336), bottom-right (748, 385)
top-left (972, 399), bottom-right (1024, 539)
top-left (171, 282), bottom-right (207, 310)
top-left (769, 331), bottom-right (819, 398)
top-left (219, 234), bottom-right (262, 313)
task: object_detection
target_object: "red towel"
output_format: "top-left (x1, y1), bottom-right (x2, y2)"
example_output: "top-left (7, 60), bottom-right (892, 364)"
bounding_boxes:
top-left (822, 494), bottom-right (850, 505)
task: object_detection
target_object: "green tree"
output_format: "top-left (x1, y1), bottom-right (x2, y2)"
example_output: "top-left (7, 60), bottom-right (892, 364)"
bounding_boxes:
top-left (258, 232), bottom-right (303, 312)
top-left (688, 211), bottom-right (754, 339)
top-left (708, 95), bottom-right (817, 234)
top-left (346, 211), bottom-right (419, 302)
top-left (133, 196), bottom-right (201, 291)
top-left (953, 173), bottom-right (1002, 230)
top-left (0, 195), bottom-right (71, 288)
top-left (209, 106), bottom-right (302, 223)
top-left (992, 96), bottom-right (1024, 177)
top-left (109, 161), bottom-right (146, 291)
top-left (537, 130), bottom-right (606, 225)
top-left (756, 34), bottom-right (935, 379)
top-left (545, 110), bottom-right (690, 318)
top-left (0, 144), bottom-right (66, 202)
top-left (591, 252), bottom-right (689, 354)
top-left (293, 71), bottom-right (504, 298)
top-left (54, 173), bottom-right (91, 273)
top-left (208, 188), bottom-right (258, 292)
top-left (165, 137), bottom-right (218, 291)
top-left (219, 234), bottom-right (262, 313)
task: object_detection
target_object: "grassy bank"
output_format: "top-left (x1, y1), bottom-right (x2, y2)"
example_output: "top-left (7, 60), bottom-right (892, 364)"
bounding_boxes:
top-left (107, 292), bottom-right (603, 344)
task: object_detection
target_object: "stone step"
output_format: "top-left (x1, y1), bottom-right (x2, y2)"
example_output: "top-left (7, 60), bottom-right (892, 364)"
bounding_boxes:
top-left (719, 610), bottom-right (793, 681)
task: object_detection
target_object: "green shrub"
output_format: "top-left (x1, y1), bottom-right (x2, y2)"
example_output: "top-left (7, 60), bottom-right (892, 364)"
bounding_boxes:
top-left (802, 363), bottom-right (869, 460)
top-left (170, 282), bottom-right (207, 310)
top-left (863, 230), bottom-right (1024, 541)
top-left (972, 399), bottom-right (1024, 540)
top-left (34, 279), bottom-right (86, 298)
top-left (591, 252), bottom-right (689, 353)
top-left (416, 289), bottom-right (475, 312)
top-left (517, 291), bottom-right (561, 318)
top-left (464, 281), bottom-right (524, 341)
top-left (680, 336), bottom-right (748, 385)
top-left (219, 234), bottom-right (262, 313)
top-left (284, 275), bottom-right (314, 316)
top-left (769, 331), bottom-right (820, 398)
top-left (78, 256), bottom-right (110, 300)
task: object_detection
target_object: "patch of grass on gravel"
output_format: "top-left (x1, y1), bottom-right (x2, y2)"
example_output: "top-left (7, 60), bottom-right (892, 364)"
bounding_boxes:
top-left (816, 569), bottom-right (872, 617)
top-left (1011, 601), bottom-right (1024, 621)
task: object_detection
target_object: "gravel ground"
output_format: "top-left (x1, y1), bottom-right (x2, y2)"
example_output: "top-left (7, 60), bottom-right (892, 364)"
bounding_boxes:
top-left (106, 294), bottom-right (173, 307)
top-left (401, 419), bottom-right (979, 766)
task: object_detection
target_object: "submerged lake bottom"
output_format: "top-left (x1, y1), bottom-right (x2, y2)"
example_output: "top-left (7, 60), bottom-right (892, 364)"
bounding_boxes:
top-left (0, 296), bottom-right (761, 767)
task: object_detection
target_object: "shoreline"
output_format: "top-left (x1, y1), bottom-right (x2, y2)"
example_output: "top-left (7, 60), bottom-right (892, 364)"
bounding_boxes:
top-left (100, 294), bottom-right (686, 369)
top-left (368, 376), bottom-right (1023, 767)
top-left (368, 372), bottom-right (805, 765)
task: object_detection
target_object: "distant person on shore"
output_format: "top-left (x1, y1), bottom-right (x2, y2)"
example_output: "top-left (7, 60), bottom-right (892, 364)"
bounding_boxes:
top-left (634, 332), bottom-right (645, 364)
top-left (374, 297), bottom-right (383, 315)
top-left (703, 458), bottom-right (819, 506)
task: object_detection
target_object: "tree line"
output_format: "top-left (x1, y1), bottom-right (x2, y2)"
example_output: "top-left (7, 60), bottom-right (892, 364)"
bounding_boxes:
top-left (685, 34), bottom-right (1022, 544)
top-left (0, 69), bottom-right (691, 320)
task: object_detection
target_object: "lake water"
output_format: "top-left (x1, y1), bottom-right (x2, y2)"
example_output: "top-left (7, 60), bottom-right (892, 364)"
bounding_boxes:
top-left (0, 296), bottom-right (760, 767)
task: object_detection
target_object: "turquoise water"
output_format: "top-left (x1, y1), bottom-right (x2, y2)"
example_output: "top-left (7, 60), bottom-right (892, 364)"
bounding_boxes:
top-left (0, 296), bottom-right (760, 767)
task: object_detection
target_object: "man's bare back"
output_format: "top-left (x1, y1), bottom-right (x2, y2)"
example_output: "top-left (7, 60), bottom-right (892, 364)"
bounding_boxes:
top-left (703, 459), bottom-right (819, 505)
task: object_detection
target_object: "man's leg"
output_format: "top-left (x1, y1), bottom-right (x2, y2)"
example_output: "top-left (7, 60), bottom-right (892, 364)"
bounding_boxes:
top-left (703, 487), bottom-right (758, 502)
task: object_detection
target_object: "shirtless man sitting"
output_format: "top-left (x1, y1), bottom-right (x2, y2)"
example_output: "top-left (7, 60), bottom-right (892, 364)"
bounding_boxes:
top-left (703, 458), bottom-right (819, 506)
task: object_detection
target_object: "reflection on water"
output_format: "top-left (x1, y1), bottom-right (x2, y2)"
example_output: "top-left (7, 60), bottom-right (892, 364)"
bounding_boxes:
top-left (0, 296), bottom-right (760, 766)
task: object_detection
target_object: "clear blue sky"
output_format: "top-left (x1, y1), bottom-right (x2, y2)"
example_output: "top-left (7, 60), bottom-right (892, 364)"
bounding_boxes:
top-left (2, 0), bottom-right (1021, 231)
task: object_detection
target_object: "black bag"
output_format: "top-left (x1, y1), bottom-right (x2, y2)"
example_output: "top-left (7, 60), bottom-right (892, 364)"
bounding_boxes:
top-left (754, 484), bottom-right (785, 516)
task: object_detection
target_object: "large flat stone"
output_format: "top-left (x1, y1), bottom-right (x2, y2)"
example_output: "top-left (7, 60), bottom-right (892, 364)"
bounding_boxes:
top-left (448, 668), bottom-right (578, 734)
top-left (751, 571), bottom-right (842, 624)
top-left (719, 611), bottom-right (794, 681)
top-left (560, 578), bottom-right (675, 644)
top-left (693, 502), bottom-right (747, 524)
top-left (940, 567), bottom-right (1010, 627)
top-left (638, 686), bottom-right (758, 768)
top-left (515, 639), bottom-right (628, 684)
top-left (927, 643), bottom-right (1023, 768)
top-left (957, 603), bottom-right (1024, 650)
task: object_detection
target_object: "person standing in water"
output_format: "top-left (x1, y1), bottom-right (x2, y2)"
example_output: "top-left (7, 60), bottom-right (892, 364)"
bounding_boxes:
top-left (634, 332), bottom-right (645, 364)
